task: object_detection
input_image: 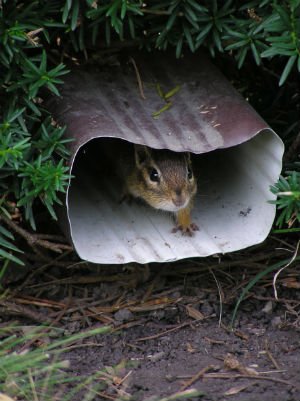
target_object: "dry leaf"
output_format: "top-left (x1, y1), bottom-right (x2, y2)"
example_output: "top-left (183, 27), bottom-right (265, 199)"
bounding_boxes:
top-left (224, 354), bottom-right (259, 376)
top-left (234, 329), bottom-right (249, 341)
top-left (241, 366), bottom-right (259, 376)
top-left (0, 394), bottom-right (15, 401)
top-left (224, 353), bottom-right (240, 370)
top-left (262, 300), bottom-right (273, 313)
top-left (204, 336), bottom-right (225, 345)
top-left (186, 305), bottom-right (205, 320)
top-left (224, 382), bottom-right (256, 396)
top-left (187, 342), bottom-right (196, 353)
top-left (281, 278), bottom-right (300, 289)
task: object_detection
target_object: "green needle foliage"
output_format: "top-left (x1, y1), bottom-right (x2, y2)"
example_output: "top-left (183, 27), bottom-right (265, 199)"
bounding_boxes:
top-left (0, 1), bottom-right (72, 265)
top-left (270, 169), bottom-right (300, 228)
top-left (1, 0), bottom-right (300, 265)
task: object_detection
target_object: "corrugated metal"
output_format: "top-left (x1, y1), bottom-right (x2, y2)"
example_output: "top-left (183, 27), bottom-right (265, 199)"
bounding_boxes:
top-left (48, 52), bottom-right (284, 264)
top-left (50, 52), bottom-right (267, 158)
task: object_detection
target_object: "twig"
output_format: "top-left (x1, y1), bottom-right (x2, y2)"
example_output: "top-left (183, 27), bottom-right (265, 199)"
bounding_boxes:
top-left (32, 233), bottom-right (68, 242)
top-left (203, 372), bottom-right (295, 387)
top-left (0, 214), bottom-right (73, 254)
top-left (15, 250), bottom-right (74, 293)
top-left (180, 365), bottom-right (216, 391)
top-left (26, 27), bottom-right (43, 46)
top-left (60, 342), bottom-right (105, 351)
top-left (273, 240), bottom-right (300, 300)
top-left (129, 57), bottom-right (146, 100)
top-left (134, 319), bottom-right (204, 342)
top-left (27, 274), bottom-right (135, 289)
top-left (19, 295), bottom-right (73, 353)
top-left (269, 235), bottom-right (296, 251)
top-left (265, 350), bottom-right (281, 370)
top-left (191, 250), bottom-right (287, 271)
top-left (253, 294), bottom-right (300, 305)
top-left (25, 252), bottom-right (74, 267)
top-left (118, 370), bottom-right (132, 386)
top-left (153, 389), bottom-right (203, 401)
top-left (0, 301), bottom-right (51, 323)
top-left (13, 296), bottom-right (65, 309)
top-left (209, 267), bottom-right (223, 327)
top-left (263, 339), bottom-right (281, 370)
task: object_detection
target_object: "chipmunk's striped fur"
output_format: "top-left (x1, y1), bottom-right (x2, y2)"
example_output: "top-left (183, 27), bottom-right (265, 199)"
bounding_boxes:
top-left (125, 145), bottom-right (198, 236)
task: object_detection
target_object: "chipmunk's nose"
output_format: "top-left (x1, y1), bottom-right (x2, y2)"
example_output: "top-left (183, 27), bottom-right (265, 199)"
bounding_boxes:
top-left (172, 189), bottom-right (185, 207)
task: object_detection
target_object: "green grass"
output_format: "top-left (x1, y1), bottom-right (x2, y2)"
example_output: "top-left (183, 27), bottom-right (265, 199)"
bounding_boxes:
top-left (0, 324), bottom-right (112, 401)
top-left (231, 255), bottom-right (300, 328)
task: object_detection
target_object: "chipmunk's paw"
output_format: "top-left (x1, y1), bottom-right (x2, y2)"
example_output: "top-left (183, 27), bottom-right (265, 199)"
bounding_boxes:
top-left (172, 222), bottom-right (199, 237)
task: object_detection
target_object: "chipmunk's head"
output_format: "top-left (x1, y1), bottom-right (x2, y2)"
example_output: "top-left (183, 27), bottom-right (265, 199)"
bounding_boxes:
top-left (133, 145), bottom-right (197, 212)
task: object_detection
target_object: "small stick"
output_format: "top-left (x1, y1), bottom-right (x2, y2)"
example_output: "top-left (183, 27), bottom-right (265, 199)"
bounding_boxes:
top-left (129, 57), bottom-right (146, 100)
top-left (134, 320), bottom-right (201, 342)
top-left (15, 249), bottom-right (73, 293)
top-left (264, 340), bottom-right (280, 370)
top-left (209, 267), bottom-right (223, 327)
top-left (181, 365), bottom-right (216, 391)
top-left (26, 27), bottom-right (43, 46)
top-left (118, 370), bottom-right (132, 386)
top-left (273, 240), bottom-right (300, 299)
top-left (19, 296), bottom-right (73, 353)
top-left (265, 350), bottom-right (281, 370)
top-left (203, 373), bottom-right (295, 387)
top-left (0, 215), bottom-right (73, 254)
top-left (0, 301), bottom-right (50, 324)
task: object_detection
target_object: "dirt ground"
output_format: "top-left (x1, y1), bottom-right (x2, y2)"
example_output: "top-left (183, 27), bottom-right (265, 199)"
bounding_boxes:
top-left (3, 239), bottom-right (300, 401)
top-left (65, 316), bottom-right (300, 401)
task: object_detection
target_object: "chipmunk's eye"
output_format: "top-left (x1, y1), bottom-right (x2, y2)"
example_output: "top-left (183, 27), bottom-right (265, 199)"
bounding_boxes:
top-left (187, 167), bottom-right (193, 180)
top-left (149, 168), bottom-right (159, 182)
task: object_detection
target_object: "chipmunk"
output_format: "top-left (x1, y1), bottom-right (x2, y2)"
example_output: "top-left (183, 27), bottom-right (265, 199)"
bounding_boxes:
top-left (123, 145), bottom-right (198, 236)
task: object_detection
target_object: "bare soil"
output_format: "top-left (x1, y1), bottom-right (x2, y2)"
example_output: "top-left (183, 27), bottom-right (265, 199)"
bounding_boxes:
top-left (66, 317), bottom-right (300, 401)
top-left (3, 240), bottom-right (300, 401)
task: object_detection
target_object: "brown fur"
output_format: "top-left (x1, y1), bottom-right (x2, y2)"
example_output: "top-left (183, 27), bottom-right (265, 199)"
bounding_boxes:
top-left (125, 145), bottom-right (198, 236)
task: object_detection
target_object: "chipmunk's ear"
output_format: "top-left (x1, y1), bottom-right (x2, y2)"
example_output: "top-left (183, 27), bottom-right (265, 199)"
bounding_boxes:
top-left (134, 145), bottom-right (152, 168)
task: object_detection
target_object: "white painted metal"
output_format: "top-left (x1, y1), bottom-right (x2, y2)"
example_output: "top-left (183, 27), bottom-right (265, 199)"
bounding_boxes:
top-left (68, 130), bottom-right (283, 264)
